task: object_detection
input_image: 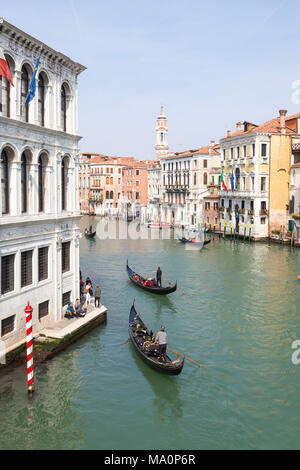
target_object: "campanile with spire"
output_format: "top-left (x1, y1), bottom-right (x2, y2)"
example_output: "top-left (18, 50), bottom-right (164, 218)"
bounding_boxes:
top-left (155, 105), bottom-right (169, 160)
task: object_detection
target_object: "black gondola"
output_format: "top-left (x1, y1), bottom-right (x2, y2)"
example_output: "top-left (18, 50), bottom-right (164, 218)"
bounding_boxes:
top-left (85, 231), bottom-right (96, 239)
top-left (129, 302), bottom-right (184, 375)
top-left (178, 237), bottom-right (211, 246)
top-left (126, 261), bottom-right (177, 295)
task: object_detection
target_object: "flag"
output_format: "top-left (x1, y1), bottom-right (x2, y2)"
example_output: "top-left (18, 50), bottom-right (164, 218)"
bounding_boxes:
top-left (231, 170), bottom-right (235, 190)
top-left (0, 46), bottom-right (14, 86)
top-left (220, 169), bottom-right (227, 190)
top-left (25, 56), bottom-right (40, 107)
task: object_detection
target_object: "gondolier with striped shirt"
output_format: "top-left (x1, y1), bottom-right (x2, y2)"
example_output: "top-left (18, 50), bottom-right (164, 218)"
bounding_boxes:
top-left (155, 326), bottom-right (167, 362)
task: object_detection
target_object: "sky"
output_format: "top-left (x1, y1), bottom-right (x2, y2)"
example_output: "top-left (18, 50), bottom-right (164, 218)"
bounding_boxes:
top-left (2, 0), bottom-right (300, 159)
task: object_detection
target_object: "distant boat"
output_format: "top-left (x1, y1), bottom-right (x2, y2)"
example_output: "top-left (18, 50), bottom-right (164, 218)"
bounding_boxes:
top-left (85, 231), bottom-right (96, 239)
top-left (148, 223), bottom-right (171, 229)
top-left (178, 237), bottom-right (211, 246)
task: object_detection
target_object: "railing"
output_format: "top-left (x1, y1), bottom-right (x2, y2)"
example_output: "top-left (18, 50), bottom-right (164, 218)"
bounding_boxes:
top-left (260, 209), bottom-right (268, 216)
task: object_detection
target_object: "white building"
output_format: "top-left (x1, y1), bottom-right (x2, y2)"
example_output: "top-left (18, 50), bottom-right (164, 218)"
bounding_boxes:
top-left (146, 162), bottom-right (161, 223)
top-left (160, 144), bottom-right (220, 227)
top-left (0, 20), bottom-right (85, 353)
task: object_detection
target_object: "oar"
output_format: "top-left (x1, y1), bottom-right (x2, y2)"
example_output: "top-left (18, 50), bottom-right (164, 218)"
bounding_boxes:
top-left (163, 277), bottom-right (184, 295)
top-left (167, 348), bottom-right (202, 368)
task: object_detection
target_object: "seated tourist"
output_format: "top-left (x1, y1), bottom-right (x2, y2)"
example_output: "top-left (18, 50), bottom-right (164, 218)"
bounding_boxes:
top-left (75, 298), bottom-right (87, 318)
top-left (145, 277), bottom-right (152, 287)
top-left (65, 302), bottom-right (75, 319)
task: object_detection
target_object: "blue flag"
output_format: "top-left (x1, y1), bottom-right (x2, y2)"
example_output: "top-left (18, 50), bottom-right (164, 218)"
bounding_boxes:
top-left (231, 170), bottom-right (235, 190)
top-left (25, 56), bottom-right (40, 107)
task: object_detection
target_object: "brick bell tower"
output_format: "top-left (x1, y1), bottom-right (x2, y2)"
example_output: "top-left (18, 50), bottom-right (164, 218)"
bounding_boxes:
top-left (155, 105), bottom-right (169, 160)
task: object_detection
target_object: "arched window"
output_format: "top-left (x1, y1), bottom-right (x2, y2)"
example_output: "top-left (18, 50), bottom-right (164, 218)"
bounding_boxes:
top-left (110, 191), bottom-right (113, 199)
top-left (106, 191), bottom-right (109, 199)
top-left (61, 85), bottom-right (67, 132)
top-left (38, 74), bottom-right (45, 127)
top-left (21, 153), bottom-right (28, 213)
top-left (21, 65), bottom-right (30, 122)
top-left (1, 149), bottom-right (9, 214)
top-left (0, 55), bottom-right (14, 118)
top-left (38, 156), bottom-right (44, 212)
top-left (61, 157), bottom-right (68, 211)
top-left (203, 173), bottom-right (208, 185)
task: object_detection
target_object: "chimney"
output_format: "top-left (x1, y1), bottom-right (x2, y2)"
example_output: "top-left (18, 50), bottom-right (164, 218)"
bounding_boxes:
top-left (211, 139), bottom-right (215, 146)
top-left (236, 122), bottom-right (242, 132)
top-left (279, 110), bottom-right (287, 134)
top-left (227, 130), bottom-right (231, 138)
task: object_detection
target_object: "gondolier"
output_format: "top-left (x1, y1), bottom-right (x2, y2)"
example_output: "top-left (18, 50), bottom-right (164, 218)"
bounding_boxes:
top-left (155, 326), bottom-right (167, 362)
top-left (156, 267), bottom-right (162, 287)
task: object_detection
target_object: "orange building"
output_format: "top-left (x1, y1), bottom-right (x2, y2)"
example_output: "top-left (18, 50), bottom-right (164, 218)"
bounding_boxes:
top-left (121, 161), bottom-right (150, 219)
top-left (79, 153), bottom-right (136, 215)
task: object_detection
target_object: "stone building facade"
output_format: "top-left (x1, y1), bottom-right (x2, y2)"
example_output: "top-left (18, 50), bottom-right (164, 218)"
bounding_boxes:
top-left (0, 20), bottom-right (85, 354)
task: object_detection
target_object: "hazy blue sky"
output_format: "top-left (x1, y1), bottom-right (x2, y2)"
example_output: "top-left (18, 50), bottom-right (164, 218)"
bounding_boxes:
top-left (2, 0), bottom-right (300, 159)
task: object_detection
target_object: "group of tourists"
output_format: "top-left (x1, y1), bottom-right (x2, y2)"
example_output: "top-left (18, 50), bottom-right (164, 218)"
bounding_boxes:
top-left (133, 267), bottom-right (162, 288)
top-left (65, 272), bottom-right (102, 320)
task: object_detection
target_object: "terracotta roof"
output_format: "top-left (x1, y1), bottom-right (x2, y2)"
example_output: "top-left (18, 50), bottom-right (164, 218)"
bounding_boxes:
top-left (162, 143), bottom-right (220, 159)
top-left (221, 112), bottom-right (300, 140)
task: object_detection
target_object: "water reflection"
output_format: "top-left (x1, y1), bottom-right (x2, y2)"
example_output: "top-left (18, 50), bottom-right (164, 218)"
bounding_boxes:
top-left (0, 350), bottom-right (84, 450)
top-left (129, 343), bottom-right (183, 421)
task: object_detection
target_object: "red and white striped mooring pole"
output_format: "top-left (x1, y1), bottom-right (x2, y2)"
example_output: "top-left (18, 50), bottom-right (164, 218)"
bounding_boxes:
top-left (25, 302), bottom-right (34, 394)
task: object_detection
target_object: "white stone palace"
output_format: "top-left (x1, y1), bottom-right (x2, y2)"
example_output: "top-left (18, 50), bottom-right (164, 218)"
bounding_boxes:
top-left (0, 20), bottom-right (85, 353)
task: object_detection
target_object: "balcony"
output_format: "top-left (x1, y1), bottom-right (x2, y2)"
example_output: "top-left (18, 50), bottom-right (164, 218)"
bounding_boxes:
top-left (260, 209), bottom-right (268, 216)
top-left (89, 196), bottom-right (102, 203)
top-left (165, 184), bottom-right (190, 194)
top-left (238, 208), bottom-right (245, 214)
top-left (248, 209), bottom-right (254, 216)
top-left (219, 189), bottom-right (255, 198)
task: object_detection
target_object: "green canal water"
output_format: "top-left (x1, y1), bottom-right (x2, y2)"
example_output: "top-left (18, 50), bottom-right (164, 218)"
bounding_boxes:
top-left (0, 217), bottom-right (300, 450)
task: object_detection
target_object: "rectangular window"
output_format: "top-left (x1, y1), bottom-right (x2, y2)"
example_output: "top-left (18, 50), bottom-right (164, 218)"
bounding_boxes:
top-left (136, 180), bottom-right (140, 187)
top-left (252, 144), bottom-right (256, 157)
top-left (38, 246), bottom-right (49, 282)
top-left (21, 250), bottom-right (33, 288)
top-left (39, 300), bottom-right (49, 320)
top-left (136, 192), bottom-right (140, 200)
top-left (261, 143), bottom-right (267, 157)
top-left (236, 147), bottom-right (240, 158)
top-left (261, 177), bottom-right (266, 191)
top-left (136, 169), bottom-right (140, 176)
top-left (62, 242), bottom-right (71, 273)
top-left (243, 145), bottom-right (247, 157)
top-left (1, 254), bottom-right (15, 294)
top-left (230, 148), bottom-right (233, 159)
top-left (62, 291), bottom-right (71, 306)
top-left (242, 200), bottom-right (245, 209)
top-left (250, 200), bottom-right (254, 211)
top-left (229, 200), bottom-right (232, 209)
top-left (214, 202), bottom-right (218, 210)
top-left (205, 202), bottom-right (210, 210)
top-left (203, 160), bottom-right (207, 168)
top-left (223, 149), bottom-right (226, 160)
top-left (1, 315), bottom-right (15, 337)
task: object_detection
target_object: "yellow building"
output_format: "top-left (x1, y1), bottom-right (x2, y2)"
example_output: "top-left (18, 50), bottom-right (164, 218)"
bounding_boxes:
top-left (219, 110), bottom-right (300, 239)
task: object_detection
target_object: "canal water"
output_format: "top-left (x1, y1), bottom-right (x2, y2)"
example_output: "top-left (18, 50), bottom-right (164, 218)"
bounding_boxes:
top-left (0, 217), bottom-right (300, 450)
